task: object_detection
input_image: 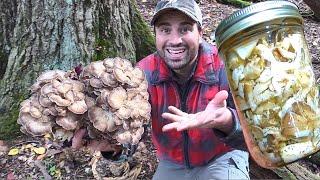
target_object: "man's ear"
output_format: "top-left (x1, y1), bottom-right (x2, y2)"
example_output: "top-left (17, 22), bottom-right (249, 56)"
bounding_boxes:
top-left (199, 27), bottom-right (203, 43)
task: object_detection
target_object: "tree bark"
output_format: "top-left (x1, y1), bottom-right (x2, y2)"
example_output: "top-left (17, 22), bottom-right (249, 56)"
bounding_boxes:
top-left (0, 0), bottom-right (155, 139)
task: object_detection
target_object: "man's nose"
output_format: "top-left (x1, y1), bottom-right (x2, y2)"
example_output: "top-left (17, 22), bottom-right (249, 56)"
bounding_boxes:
top-left (168, 31), bottom-right (183, 45)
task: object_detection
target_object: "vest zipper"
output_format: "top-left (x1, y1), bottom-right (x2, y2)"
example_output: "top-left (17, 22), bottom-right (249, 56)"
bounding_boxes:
top-left (177, 80), bottom-right (192, 169)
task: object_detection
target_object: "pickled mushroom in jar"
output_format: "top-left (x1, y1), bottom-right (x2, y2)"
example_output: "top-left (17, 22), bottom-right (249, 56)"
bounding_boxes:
top-left (226, 32), bottom-right (320, 165)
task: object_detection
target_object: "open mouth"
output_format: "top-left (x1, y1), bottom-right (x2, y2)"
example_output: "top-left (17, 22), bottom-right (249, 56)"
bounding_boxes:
top-left (166, 47), bottom-right (186, 59)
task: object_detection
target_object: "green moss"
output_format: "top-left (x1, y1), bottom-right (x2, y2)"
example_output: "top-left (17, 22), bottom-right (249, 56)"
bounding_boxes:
top-left (0, 93), bottom-right (26, 140)
top-left (92, 2), bottom-right (118, 62)
top-left (93, 0), bottom-right (155, 63)
top-left (130, 0), bottom-right (156, 62)
top-left (93, 38), bottom-right (118, 62)
top-left (0, 108), bottom-right (22, 140)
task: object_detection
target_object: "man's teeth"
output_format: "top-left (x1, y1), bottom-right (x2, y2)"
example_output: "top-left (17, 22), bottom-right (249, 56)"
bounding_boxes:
top-left (168, 49), bottom-right (185, 54)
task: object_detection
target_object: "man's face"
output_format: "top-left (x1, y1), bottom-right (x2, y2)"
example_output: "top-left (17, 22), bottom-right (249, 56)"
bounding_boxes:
top-left (154, 10), bottom-right (202, 70)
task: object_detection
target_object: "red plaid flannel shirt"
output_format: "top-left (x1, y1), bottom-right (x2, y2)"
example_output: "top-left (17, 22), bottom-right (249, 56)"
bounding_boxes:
top-left (137, 42), bottom-right (240, 168)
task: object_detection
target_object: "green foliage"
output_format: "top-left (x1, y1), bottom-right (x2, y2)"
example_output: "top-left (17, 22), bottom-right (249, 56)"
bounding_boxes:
top-left (130, 0), bottom-right (156, 62)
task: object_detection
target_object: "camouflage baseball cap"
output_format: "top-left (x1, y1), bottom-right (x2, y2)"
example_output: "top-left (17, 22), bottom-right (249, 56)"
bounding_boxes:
top-left (151, 0), bottom-right (203, 27)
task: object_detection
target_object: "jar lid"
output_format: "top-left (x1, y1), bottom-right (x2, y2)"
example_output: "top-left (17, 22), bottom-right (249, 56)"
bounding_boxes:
top-left (215, 1), bottom-right (303, 49)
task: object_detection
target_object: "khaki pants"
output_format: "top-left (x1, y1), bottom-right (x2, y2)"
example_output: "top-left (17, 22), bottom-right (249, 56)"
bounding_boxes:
top-left (152, 150), bottom-right (250, 180)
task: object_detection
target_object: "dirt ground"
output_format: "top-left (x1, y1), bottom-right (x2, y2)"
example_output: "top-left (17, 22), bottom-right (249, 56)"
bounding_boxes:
top-left (1, 0), bottom-right (320, 179)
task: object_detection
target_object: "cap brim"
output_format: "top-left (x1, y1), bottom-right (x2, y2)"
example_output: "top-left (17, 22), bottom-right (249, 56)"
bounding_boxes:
top-left (151, 7), bottom-right (199, 26)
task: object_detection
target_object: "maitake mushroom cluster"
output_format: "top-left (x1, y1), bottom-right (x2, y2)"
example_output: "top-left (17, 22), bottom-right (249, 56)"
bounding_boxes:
top-left (226, 33), bottom-right (320, 164)
top-left (18, 57), bottom-right (151, 150)
top-left (81, 57), bottom-right (150, 145)
top-left (18, 70), bottom-right (87, 141)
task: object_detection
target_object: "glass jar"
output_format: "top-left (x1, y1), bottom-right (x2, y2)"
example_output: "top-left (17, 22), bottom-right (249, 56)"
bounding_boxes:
top-left (215, 1), bottom-right (320, 169)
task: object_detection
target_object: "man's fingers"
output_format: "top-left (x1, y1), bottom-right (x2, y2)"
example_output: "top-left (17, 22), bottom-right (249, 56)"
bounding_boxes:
top-left (162, 112), bottom-right (184, 122)
top-left (168, 106), bottom-right (188, 116)
top-left (162, 122), bottom-right (181, 132)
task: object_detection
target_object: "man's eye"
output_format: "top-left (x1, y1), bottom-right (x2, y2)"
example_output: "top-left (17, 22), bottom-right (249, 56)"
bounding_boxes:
top-left (161, 28), bottom-right (170, 33)
top-left (180, 26), bottom-right (192, 34)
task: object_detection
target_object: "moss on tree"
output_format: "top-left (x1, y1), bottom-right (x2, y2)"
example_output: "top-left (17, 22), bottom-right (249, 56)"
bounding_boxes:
top-left (0, 108), bottom-right (22, 140)
top-left (93, 0), bottom-right (155, 63)
top-left (130, 0), bottom-right (156, 62)
top-left (0, 93), bottom-right (25, 140)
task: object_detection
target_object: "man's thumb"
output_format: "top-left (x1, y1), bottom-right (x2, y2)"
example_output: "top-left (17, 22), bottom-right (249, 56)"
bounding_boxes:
top-left (207, 90), bottom-right (228, 109)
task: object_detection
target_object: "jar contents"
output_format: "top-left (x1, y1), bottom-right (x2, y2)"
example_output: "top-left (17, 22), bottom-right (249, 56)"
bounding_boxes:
top-left (226, 30), bottom-right (320, 164)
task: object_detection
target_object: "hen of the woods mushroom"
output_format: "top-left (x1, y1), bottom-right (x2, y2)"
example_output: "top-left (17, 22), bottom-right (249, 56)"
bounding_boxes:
top-left (226, 32), bottom-right (320, 165)
top-left (17, 57), bottom-right (151, 157)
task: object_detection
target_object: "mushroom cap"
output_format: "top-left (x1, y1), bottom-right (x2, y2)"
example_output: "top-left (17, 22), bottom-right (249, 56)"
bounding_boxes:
top-left (101, 72), bottom-right (118, 87)
top-left (55, 106), bottom-right (67, 116)
top-left (49, 94), bottom-right (72, 107)
top-left (131, 127), bottom-right (144, 145)
top-left (88, 106), bottom-right (116, 133)
top-left (68, 99), bottom-right (88, 114)
top-left (128, 68), bottom-right (145, 87)
top-left (41, 84), bottom-right (56, 95)
top-left (107, 87), bottom-right (127, 109)
top-left (85, 96), bottom-right (96, 109)
top-left (130, 119), bottom-right (143, 128)
top-left (39, 95), bottom-right (53, 107)
top-left (89, 78), bottom-right (104, 88)
top-left (56, 112), bottom-right (80, 130)
top-left (113, 68), bottom-right (130, 84)
top-left (90, 61), bottom-right (106, 77)
top-left (103, 58), bottom-right (115, 71)
top-left (116, 131), bottom-right (132, 145)
top-left (115, 107), bottom-right (131, 120)
top-left (24, 120), bottom-right (53, 136)
top-left (37, 70), bottom-right (66, 82)
top-left (127, 96), bottom-right (151, 119)
top-left (51, 79), bottom-right (72, 94)
top-left (53, 128), bottom-right (74, 141)
top-left (42, 107), bottom-right (58, 116)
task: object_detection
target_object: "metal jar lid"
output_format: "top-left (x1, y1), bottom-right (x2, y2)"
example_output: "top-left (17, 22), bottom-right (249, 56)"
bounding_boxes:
top-left (215, 1), bottom-right (303, 49)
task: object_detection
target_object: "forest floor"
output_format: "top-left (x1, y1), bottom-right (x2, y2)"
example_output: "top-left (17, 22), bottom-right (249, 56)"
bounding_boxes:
top-left (1, 0), bottom-right (320, 179)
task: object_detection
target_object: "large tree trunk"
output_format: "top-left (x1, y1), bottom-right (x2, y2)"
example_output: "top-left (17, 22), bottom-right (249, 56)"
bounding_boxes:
top-left (0, 0), bottom-right (155, 139)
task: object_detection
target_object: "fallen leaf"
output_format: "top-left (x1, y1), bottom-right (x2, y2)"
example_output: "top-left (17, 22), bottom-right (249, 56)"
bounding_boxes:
top-left (32, 147), bottom-right (46, 155)
top-left (8, 148), bottom-right (19, 156)
top-left (36, 153), bottom-right (46, 160)
top-left (44, 133), bottom-right (52, 139)
top-left (25, 144), bottom-right (34, 149)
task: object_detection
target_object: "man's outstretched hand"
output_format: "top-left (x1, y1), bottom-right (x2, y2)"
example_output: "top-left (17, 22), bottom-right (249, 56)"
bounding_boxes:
top-left (161, 90), bottom-right (234, 134)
